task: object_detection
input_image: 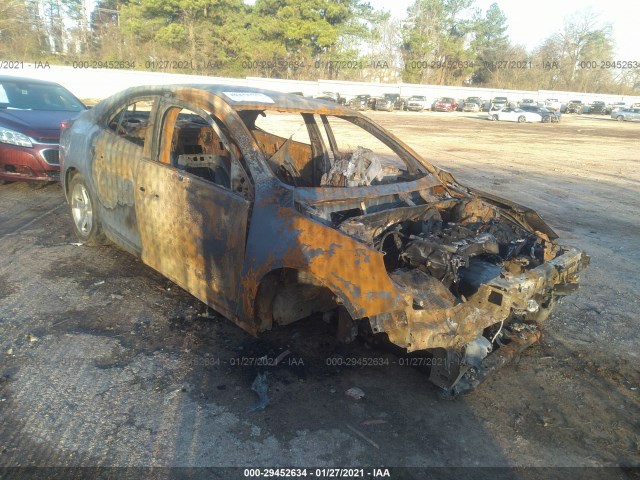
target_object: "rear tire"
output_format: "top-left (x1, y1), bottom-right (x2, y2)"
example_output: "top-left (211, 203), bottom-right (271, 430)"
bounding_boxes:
top-left (616, 115), bottom-right (624, 121)
top-left (491, 114), bottom-right (498, 121)
top-left (68, 173), bottom-right (108, 246)
top-left (518, 115), bottom-right (526, 123)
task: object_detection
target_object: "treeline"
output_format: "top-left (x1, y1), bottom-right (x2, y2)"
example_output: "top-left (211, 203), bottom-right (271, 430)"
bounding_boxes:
top-left (1, 0), bottom-right (638, 94)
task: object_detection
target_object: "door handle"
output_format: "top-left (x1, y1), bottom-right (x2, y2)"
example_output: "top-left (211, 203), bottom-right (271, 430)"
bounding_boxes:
top-left (139, 186), bottom-right (145, 192)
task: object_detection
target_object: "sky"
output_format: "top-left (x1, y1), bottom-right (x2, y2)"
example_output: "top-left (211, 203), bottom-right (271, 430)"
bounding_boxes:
top-left (366, 0), bottom-right (638, 59)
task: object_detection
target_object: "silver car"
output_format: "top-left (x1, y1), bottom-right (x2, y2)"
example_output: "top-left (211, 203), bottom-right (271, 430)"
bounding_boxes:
top-left (611, 108), bottom-right (640, 121)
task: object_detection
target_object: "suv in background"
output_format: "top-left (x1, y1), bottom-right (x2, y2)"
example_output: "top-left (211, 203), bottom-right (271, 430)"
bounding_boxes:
top-left (374, 93), bottom-right (404, 111)
top-left (519, 98), bottom-right (537, 108)
top-left (347, 94), bottom-right (370, 111)
top-left (490, 96), bottom-right (508, 111)
top-left (463, 97), bottom-right (483, 112)
top-left (585, 101), bottom-right (608, 114)
top-left (566, 100), bottom-right (583, 113)
top-left (315, 92), bottom-right (342, 103)
top-left (609, 102), bottom-right (627, 114)
top-left (406, 95), bottom-right (429, 112)
top-left (544, 99), bottom-right (562, 112)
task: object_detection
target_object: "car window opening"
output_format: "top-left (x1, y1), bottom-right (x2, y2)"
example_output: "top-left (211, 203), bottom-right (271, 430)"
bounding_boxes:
top-left (108, 100), bottom-right (153, 146)
top-left (164, 108), bottom-right (251, 198)
top-left (240, 110), bottom-right (426, 188)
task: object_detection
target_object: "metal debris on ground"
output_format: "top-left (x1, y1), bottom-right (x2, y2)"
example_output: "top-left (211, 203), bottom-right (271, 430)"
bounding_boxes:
top-left (249, 372), bottom-right (270, 411)
top-left (345, 387), bottom-right (365, 400)
top-left (346, 424), bottom-right (379, 449)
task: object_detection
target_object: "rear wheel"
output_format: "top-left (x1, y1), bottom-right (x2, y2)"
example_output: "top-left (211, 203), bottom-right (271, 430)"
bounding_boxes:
top-left (69, 173), bottom-right (107, 246)
top-left (517, 115), bottom-right (526, 123)
top-left (491, 114), bottom-right (498, 121)
top-left (616, 115), bottom-right (624, 121)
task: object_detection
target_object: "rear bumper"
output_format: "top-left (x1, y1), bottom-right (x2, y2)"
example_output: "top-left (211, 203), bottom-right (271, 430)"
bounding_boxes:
top-left (0, 143), bottom-right (60, 182)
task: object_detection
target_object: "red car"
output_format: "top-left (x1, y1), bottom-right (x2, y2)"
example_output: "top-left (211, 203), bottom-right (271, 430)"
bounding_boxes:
top-left (0, 75), bottom-right (86, 184)
top-left (433, 97), bottom-right (458, 112)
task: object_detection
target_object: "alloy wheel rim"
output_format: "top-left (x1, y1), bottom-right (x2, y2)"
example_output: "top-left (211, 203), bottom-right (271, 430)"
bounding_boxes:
top-left (71, 183), bottom-right (93, 235)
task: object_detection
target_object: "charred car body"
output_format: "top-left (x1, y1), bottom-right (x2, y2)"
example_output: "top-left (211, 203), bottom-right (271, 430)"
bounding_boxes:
top-left (60, 85), bottom-right (589, 394)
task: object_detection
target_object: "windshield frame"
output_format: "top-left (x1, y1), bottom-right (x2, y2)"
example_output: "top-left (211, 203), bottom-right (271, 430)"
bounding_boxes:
top-left (237, 108), bottom-right (440, 190)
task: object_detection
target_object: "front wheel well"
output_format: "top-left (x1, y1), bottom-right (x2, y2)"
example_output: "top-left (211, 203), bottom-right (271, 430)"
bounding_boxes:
top-left (64, 167), bottom-right (78, 201)
top-left (254, 268), bottom-right (352, 332)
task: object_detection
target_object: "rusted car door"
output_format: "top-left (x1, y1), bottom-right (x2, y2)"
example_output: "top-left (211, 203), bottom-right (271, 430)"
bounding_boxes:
top-left (92, 96), bottom-right (160, 254)
top-left (134, 99), bottom-right (251, 318)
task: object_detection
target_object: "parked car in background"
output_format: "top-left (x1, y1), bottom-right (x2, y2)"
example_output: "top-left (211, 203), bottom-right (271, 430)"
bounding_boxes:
top-left (315, 92), bottom-right (342, 103)
top-left (384, 93), bottom-right (405, 111)
top-left (519, 105), bottom-right (561, 123)
top-left (59, 84), bottom-right (589, 395)
top-left (464, 97), bottom-right (483, 109)
top-left (489, 107), bottom-right (543, 123)
top-left (583, 101), bottom-right (609, 114)
top-left (609, 102), bottom-right (628, 114)
top-left (490, 97), bottom-right (509, 111)
top-left (371, 96), bottom-right (390, 111)
top-left (565, 100), bottom-right (583, 113)
top-left (432, 97), bottom-right (458, 112)
top-left (455, 99), bottom-right (466, 111)
top-left (544, 99), bottom-right (562, 112)
top-left (462, 101), bottom-right (481, 112)
top-left (611, 107), bottom-right (640, 121)
top-left (374, 93), bottom-right (404, 112)
top-left (406, 95), bottom-right (429, 112)
top-left (347, 94), bottom-right (370, 111)
top-left (0, 75), bottom-right (86, 184)
top-left (519, 99), bottom-right (537, 108)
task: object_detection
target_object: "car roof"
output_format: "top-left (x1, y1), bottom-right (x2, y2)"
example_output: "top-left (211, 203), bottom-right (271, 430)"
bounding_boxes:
top-left (0, 75), bottom-right (64, 87)
top-left (102, 84), bottom-right (357, 115)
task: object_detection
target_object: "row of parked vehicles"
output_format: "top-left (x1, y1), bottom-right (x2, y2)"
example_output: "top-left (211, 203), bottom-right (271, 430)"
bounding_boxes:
top-left (314, 91), bottom-right (640, 120)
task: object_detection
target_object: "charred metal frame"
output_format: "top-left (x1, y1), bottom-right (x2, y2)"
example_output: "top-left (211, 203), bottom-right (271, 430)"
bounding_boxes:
top-left (60, 84), bottom-right (590, 393)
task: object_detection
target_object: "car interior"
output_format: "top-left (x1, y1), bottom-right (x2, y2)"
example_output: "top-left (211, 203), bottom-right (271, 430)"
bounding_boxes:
top-left (165, 109), bottom-right (251, 197)
top-left (238, 110), bottom-right (423, 188)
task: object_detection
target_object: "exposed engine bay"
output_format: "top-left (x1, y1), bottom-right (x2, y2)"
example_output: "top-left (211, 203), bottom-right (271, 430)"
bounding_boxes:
top-left (295, 188), bottom-right (587, 394)
top-left (334, 195), bottom-right (560, 305)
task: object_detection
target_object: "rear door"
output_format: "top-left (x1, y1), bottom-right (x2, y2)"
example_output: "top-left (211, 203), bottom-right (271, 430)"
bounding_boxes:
top-left (134, 97), bottom-right (252, 317)
top-left (92, 96), bottom-right (159, 254)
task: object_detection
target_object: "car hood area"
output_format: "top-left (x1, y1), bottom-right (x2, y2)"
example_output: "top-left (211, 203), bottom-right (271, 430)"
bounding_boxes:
top-left (0, 109), bottom-right (76, 142)
top-left (293, 173), bottom-right (589, 393)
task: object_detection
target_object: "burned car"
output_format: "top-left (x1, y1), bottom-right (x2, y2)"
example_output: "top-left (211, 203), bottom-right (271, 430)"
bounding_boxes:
top-left (60, 85), bottom-right (589, 394)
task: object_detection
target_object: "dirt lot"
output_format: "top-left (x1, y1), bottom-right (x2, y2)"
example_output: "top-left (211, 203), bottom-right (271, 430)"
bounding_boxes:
top-left (1, 111), bottom-right (639, 479)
